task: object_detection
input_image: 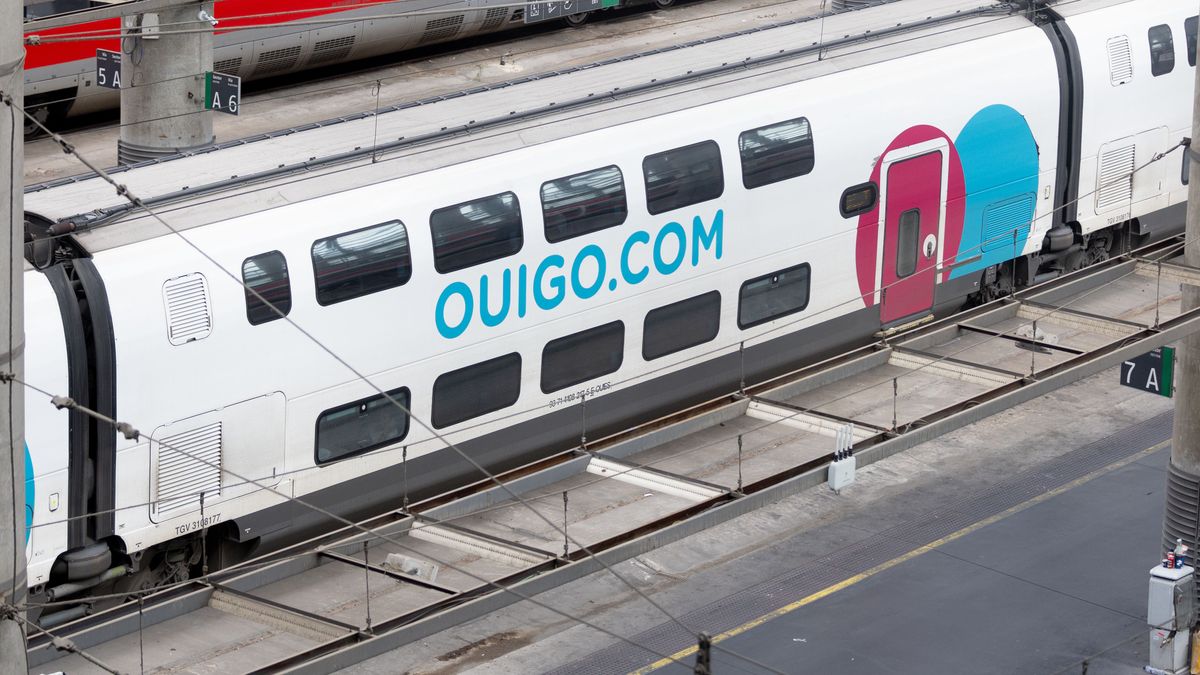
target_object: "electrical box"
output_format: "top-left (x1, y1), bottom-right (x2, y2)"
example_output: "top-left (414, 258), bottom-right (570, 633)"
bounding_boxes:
top-left (828, 456), bottom-right (856, 492)
top-left (1148, 564), bottom-right (1195, 675)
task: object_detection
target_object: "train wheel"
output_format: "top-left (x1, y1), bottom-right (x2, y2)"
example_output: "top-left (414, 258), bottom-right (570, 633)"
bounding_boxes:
top-left (22, 105), bottom-right (52, 139)
top-left (564, 11), bottom-right (591, 26)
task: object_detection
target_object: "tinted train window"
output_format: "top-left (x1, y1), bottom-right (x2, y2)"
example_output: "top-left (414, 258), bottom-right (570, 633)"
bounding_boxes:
top-left (1187, 16), bottom-right (1197, 67)
top-left (896, 209), bottom-right (920, 278)
top-left (1150, 24), bottom-right (1175, 76)
top-left (431, 192), bottom-right (523, 273)
top-left (242, 251), bottom-right (291, 325)
top-left (643, 141), bottom-right (724, 215)
top-left (840, 182), bottom-right (878, 217)
top-left (315, 387), bottom-right (410, 464)
top-left (643, 291), bottom-right (721, 360)
top-left (312, 221), bottom-right (411, 306)
top-left (541, 321), bottom-right (624, 393)
top-left (738, 263), bottom-right (811, 329)
top-left (542, 166), bottom-right (628, 243)
top-left (432, 353), bottom-right (521, 428)
top-left (739, 117), bottom-right (815, 189)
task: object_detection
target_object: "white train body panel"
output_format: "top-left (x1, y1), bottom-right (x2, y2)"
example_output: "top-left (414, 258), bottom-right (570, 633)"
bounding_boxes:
top-left (1067, 0), bottom-right (1194, 234)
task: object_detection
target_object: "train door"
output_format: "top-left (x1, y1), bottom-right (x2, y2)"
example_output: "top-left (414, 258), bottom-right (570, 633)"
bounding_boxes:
top-left (877, 140), bottom-right (948, 324)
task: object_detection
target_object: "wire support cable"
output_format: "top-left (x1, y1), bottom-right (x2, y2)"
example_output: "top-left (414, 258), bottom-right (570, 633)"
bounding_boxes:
top-left (10, 608), bottom-right (123, 674)
top-left (11, 114), bottom-right (1186, 543)
top-left (9, 96), bottom-right (785, 675)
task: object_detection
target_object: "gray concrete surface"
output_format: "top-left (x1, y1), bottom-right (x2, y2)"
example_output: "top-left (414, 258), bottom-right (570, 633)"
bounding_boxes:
top-left (336, 366), bottom-right (1175, 674)
top-left (672, 448), bottom-right (1166, 674)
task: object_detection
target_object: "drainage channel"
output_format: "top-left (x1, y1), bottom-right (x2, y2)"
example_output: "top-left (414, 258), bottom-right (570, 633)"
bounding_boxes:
top-left (28, 239), bottom-right (1200, 674)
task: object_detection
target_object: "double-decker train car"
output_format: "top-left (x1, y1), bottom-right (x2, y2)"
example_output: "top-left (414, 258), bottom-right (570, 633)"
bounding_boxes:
top-left (21, 0), bottom-right (673, 136)
top-left (18, 0), bottom-right (1194, 622)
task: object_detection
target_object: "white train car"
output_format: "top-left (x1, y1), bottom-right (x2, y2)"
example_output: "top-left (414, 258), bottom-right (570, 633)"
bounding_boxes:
top-left (19, 0), bottom-right (1194, 620)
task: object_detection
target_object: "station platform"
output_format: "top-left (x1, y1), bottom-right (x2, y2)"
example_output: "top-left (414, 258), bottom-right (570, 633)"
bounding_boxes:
top-left (619, 420), bottom-right (1167, 674)
top-left (337, 368), bottom-right (1175, 675)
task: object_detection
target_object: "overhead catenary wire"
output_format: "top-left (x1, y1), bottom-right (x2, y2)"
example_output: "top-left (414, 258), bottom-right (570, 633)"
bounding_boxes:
top-left (4, 53), bottom-right (22, 607)
top-left (11, 98), bottom-right (788, 675)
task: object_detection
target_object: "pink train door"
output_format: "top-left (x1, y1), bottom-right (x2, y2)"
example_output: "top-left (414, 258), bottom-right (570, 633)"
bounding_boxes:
top-left (878, 143), bottom-right (946, 324)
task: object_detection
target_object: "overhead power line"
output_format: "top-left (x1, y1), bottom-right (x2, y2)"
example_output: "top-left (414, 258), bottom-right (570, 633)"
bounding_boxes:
top-left (10, 93), bottom-right (789, 675)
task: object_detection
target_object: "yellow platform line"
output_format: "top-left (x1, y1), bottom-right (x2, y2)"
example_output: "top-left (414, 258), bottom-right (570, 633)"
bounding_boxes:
top-left (631, 439), bottom-right (1169, 674)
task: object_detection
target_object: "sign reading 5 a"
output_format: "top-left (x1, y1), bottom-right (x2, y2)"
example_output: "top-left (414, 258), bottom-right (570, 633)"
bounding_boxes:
top-left (1121, 346), bottom-right (1175, 398)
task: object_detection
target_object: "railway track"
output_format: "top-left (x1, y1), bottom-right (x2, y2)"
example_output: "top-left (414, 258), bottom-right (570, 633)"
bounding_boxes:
top-left (27, 235), bottom-right (1200, 674)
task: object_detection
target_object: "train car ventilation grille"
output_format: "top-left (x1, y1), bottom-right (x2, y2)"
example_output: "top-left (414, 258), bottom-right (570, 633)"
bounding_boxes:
top-left (1096, 145), bottom-right (1136, 211)
top-left (310, 36), bottom-right (356, 65)
top-left (255, 45), bottom-right (302, 75)
top-left (163, 273), bottom-right (213, 345)
top-left (213, 57), bottom-right (242, 76)
top-left (1107, 35), bottom-right (1133, 85)
top-left (981, 193), bottom-right (1036, 253)
top-left (420, 15), bottom-right (464, 45)
top-left (152, 422), bottom-right (222, 519)
top-left (481, 7), bottom-right (509, 31)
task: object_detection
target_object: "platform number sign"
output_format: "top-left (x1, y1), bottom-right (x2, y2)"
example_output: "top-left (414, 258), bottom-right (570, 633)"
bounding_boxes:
top-left (204, 71), bottom-right (240, 116)
top-left (96, 49), bottom-right (121, 89)
top-left (1120, 346), bottom-right (1175, 398)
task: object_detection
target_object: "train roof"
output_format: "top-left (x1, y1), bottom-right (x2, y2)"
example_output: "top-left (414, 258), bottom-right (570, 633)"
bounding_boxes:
top-left (25, 0), bottom-right (1042, 253)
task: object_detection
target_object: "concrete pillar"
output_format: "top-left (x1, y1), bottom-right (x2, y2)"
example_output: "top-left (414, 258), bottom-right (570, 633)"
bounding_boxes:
top-left (117, 1), bottom-right (215, 164)
top-left (1164, 17), bottom-right (1200, 607)
top-left (0, 0), bottom-right (27, 669)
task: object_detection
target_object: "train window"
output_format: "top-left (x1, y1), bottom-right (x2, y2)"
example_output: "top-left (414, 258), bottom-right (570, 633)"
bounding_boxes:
top-left (541, 166), bottom-right (628, 243)
top-left (431, 353), bottom-right (522, 429)
top-left (1150, 25), bottom-right (1175, 76)
top-left (311, 220), bottom-right (412, 306)
top-left (315, 387), bottom-right (410, 464)
top-left (840, 182), bottom-right (877, 218)
top-left (738, 263), bottom-right (811, 329)
top-left (738, 117), bottom-right (815, 189)
top-left (242, 251), bottom-right (292, 325)
top-left (643, 141), bottom-right (724, 215)
top-left (431, 192), bottom-right (523, 273)
top-left (896, 209), bottom-right (920, 278)
top-left (541, 321), bottom-right (625, 393)
top-left (1187, 16), bottom-right (1197, 67)
top-left (642, 291), bottom-right (721, 361)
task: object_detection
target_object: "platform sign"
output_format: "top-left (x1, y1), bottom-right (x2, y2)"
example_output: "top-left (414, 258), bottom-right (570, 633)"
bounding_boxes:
top-left (96, 49), bottom-right (121, 89)
top-left (524, 0), bottom-right (615, 24)
top-left (204, 71), bottom-right (240, 116)
top-left (1120, 346), bottom-right (1175, 398)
